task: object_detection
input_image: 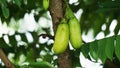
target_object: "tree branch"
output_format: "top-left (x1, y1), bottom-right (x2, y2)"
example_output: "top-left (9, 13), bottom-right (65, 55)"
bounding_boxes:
top-left (49, 0), bottom-right (72, 68)
top-left (0, 48), bottom-right (15, 68)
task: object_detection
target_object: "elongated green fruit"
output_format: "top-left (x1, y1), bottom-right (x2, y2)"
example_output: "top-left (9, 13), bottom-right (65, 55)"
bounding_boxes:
top-left (43, 0), bottom-right (49, 10)
top-left (53, 22), bottom-right (69, 54)
top-left (69, 17), bottom-right (82, 49)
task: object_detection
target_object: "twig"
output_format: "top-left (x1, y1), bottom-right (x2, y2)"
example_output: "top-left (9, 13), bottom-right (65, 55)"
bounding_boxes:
top-left (0, 48), bottom-right (15, 68)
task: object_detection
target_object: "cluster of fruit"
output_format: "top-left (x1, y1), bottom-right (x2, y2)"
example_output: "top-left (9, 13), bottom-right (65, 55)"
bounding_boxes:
top-left (42, 0), bottom-right (82, 54)
top-left (53, 6), bottom-right (82, 54)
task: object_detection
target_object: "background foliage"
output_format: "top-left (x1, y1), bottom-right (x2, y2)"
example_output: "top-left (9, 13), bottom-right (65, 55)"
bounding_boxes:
top-left (0, 0), bottom-right (120, 68)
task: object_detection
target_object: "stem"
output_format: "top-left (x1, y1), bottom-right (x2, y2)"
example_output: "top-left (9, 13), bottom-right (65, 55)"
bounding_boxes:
top-left (49, 0), bottom-right (72, 68)
top-left (0, 48), bottom-right (15, 68)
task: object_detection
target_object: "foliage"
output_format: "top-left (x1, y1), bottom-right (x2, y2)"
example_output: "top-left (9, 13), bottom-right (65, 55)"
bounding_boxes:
top-left (0, 0), bottom-right (120, 68)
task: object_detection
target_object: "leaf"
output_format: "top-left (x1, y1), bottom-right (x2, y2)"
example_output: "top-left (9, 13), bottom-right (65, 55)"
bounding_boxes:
top-left (81, 43), bottom-right (89, 58)
top-left (72, 49), bottom-right (81, 68)
top-left (20, 33), bottom-right (28, 43)
top-left (115, 35), bottom-right (120, 61)
top-left (114, 16), bottom-right (120, 35)
top-left (14, 0), bottom-right (21, 7)
top-left (1, 4), bottom-right (10, 18)
top-left (0, 37), bottom-right (8, 48)
top-left (9, 35), bottom-right (17, 48)
top-left (104, 14), bottom-right (113, 36)
top-left (97, 38), bottom-right (107, 63)
top-left (1, 0), bottom-right (7, 7)
top-left (93, 14), bottom-right (105, 37)
top-left (99, 1), bottom-right (120, 8)
top-left (30, 32), bottom-right (38, 42)
top-left (83, 0), bottom-right (96, 5)
top-left (95, 8), bottom-right (118, 13)
top-left (26, 48), bottom-right (34, 62)
top-left (19, 65), bottom-right (27, 68)
top-left (105, 36), bottom-right (114, 61)
top-left (72, 55), bottom-right (81, 68)
top-left (29, 61), bottom-right (54, 68)
top-left (89, 40), bottom-right (98, 61)
top-left (42, 53), bottom-right (53, 63)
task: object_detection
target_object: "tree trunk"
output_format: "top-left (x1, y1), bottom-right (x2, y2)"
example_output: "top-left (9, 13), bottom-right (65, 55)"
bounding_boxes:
top-left (49, 0), bottom-right (72, 68)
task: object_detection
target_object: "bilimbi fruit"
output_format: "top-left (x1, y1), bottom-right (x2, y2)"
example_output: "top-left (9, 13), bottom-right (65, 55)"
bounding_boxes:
top-left (53, 19), bottom-right (69, 54)
top-left (69, 17), bottom-right (82, 49)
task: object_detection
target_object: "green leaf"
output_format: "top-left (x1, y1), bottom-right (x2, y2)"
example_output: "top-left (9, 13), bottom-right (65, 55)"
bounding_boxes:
top-left (105, 36), bottom-right (114, 61)
top-left (1, 4), bottom-right (10, 18)
top-left (114, 16), bottom-right (120, 35)
top-left (115, 35), bottom-right (120, 61)
top-left (72, 49), bottom-right (81, 68)
top-left (104, 14), bottom-right (113, 36)
top-left (89, 41), bottom-right (98, 61)
top-left (19, 65), bottom-right (27, 68)
top-left (0, 37), bottom-right (8, 48)
top-left (97, 38), bottom-right (107, 63)
top-left (20, 33), bottom-right (28, 43)
top-left (1, 0), bottom-right (7, 7)
top-left (72, 55), bottom-right (81, 68)
top-left (100, 1), bottom-right (120, 8)
top-left (81, 43), bottom-right (89, 58)
top-left (31, 32), bottom-right (38, 42)
top-left (26, 48), bottom-right (34, 62)
top-left (95, 8), bottom-right (118, 13)
top-left (29, 61), bottom-right (54, 68)
top-left (42, 53), bottom-right (53, 63)
top-left (83, 0), bottom-right (96, 5)
top-left (93, 14), bottom-right (105, 37)
top-left (14, 0), bottom-right (21, 7)
top-left (9, 35), bottom-right (17, 48)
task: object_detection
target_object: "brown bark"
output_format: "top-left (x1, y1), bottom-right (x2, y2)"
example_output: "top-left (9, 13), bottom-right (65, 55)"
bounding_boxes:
top-left (0, 48), bottom-right (15, 68)
top-left (49, 0), bottom-right (72, 68)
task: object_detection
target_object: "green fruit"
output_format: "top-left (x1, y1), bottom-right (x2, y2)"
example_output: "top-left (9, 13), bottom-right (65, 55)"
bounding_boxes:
top-left (69, 17), bottom-right (82, 49)
top-left (53, 21), bottom-right (69, 54)
top-left (43, 0), bottom-right (49, 10)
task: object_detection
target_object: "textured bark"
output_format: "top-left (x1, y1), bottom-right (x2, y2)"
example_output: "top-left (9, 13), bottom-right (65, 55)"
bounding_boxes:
top-left (0, 48), bottom-right (15, 68)
top-left (49, 0), bottom-right (72, 68)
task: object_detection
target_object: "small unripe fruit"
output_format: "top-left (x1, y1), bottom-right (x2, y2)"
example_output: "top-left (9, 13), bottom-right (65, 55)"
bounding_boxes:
top-left (69, 17), bottom-right (82, 49)
top-left (53, 21), bottom-right (69, 54)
